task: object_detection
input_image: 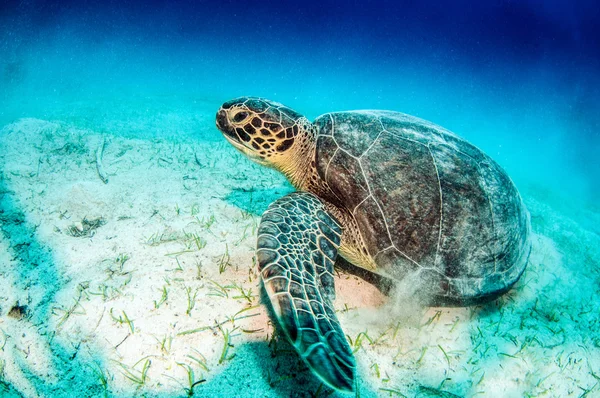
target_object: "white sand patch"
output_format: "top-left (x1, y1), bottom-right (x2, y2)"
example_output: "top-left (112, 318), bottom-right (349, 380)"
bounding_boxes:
top-left (1, 118), bottom-right (599, 397)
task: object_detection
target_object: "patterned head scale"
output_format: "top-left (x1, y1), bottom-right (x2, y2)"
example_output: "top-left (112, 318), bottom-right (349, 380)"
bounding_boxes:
top-left (216, 97), bottom-right (307, 164)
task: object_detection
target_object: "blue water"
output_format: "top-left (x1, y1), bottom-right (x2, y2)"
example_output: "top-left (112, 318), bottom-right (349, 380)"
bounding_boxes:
top-left (1, 1), bottom-right (599, 396)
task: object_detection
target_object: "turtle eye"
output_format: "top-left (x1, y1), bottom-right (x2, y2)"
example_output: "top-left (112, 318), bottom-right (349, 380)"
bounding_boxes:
top-left (232, 111), bottom-right (249, 123)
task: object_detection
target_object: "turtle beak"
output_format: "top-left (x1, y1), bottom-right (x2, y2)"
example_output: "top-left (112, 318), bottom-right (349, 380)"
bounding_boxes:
top-left (215, 109), bottom-right (232, 135)
top-left (216, 108), bottom-right (247, 149)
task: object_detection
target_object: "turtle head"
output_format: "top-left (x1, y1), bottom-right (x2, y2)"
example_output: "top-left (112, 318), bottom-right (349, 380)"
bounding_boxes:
top-left (216, 97), bottom-right (311, 168)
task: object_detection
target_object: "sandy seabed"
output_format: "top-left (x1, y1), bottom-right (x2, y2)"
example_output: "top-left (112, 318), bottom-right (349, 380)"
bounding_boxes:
top-left (0, 117), bottom-right (599, 397)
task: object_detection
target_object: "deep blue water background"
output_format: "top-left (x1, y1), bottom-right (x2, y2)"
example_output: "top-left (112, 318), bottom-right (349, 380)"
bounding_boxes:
top-left (1, 0), bottom-right (599, 206)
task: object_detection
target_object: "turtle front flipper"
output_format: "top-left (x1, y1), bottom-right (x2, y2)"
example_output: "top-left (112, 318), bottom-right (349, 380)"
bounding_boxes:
top-left (257, 192), bottom-right (356, 392)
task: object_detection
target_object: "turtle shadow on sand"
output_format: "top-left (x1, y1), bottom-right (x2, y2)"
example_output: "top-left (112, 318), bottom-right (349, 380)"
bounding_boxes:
top-left (240, 338), bottom-right (331, 397)
top-left (224, 186), bottom-right (294, 216)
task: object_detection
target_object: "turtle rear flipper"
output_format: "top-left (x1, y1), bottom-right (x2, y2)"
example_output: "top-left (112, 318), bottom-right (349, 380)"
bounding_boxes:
top-left (257, 192), bottom-right (355, 392)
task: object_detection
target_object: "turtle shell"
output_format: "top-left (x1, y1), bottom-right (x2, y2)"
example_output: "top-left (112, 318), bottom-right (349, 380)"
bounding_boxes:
top-left (313, 111), bottom-right (531, 303)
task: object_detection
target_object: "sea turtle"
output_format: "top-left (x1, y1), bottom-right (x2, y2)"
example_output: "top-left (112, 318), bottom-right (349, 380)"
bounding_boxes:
top-left (215, 97), bottom-right (531, 392)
